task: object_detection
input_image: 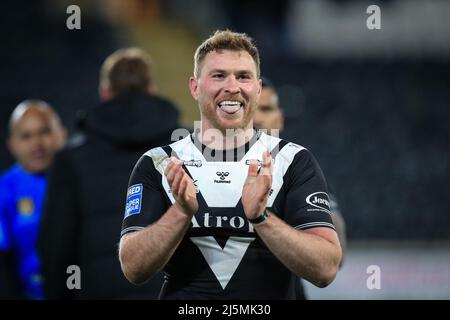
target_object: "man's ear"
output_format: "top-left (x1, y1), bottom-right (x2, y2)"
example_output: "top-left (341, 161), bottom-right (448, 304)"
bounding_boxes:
top-left (147, 83), bottom-right (157, 95)
top-left (278, 110), bottom-right (285, 131)
top-left (99, 85), bottom-right (113, 102)
top-left (189, 77), bottom-right (199, 100)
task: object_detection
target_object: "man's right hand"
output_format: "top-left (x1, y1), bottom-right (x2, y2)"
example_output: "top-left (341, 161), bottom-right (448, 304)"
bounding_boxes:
top-left (164, 157), bottom-right (198, 217)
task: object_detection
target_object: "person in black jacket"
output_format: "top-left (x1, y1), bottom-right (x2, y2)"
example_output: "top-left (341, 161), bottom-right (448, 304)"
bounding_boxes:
top-left (38, 48), bottom-right (182, 299)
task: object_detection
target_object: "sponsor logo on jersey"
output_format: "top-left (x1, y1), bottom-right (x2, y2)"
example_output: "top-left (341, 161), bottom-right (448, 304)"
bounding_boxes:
top-left (17, 198), bottom-right (34, 216)
top-left (214, 172), bottom-right (230, 184)
top-left (191, 212), bottom-right (255, 233)
top-left (124, 184), bottom-right (143, 219)
top-left (306, 192), bottom-right (331, 214)
top-left (287, 143), bottom-right (302, 149)
top-left (245, 159), bottom-right (262, 166)
top-left (184, 159), bottom-right (202, 167)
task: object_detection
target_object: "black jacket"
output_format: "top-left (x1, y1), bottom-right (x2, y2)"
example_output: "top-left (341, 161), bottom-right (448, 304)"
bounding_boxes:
top-left (39, 93), bottom-right (182, 299)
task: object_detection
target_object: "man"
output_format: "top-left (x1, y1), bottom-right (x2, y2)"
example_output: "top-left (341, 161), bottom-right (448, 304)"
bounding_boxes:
top-left (253, 77), bottom-right (284, 137)
top-left (38, 48), bottom-right (180, 299)
top-left (119, 30), bottom-right (342, 299)
top-left (0, 100), bottom-right (66, 299)
top-left (256, 77), bottom-right (347, 299)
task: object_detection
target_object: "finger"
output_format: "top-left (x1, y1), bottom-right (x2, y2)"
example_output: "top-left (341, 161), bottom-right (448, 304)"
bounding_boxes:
top-left (164, 156), bottom-right (183, 176)
top-left (164, 157), bottom-right (179, 177)
top-left (166, 163), bottom-right (181, 187)
top-left (262, 173), bottom-right (272, 194)
top-left (179, 178), bottom-right (188, 201)
top-left (247, 159), bottom-right (258, 177)
top-left (171, 156), bottom-right (183, 166)
top-left (164, 158), bottom-right (174, 177)
top-left (185, 178), bottom-right (196, 202)
top-left (260, 151), bottom-right (272, 177)
top-left (185, 183), bottom-right (192, 202)
top-left (171, 168), bottom-right (184, 195)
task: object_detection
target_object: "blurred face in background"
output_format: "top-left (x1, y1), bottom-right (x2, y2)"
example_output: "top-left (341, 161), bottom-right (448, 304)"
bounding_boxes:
top-left (8, 104), bottom-right (66, 173)
top-left (254, 86), bottom-right (284, 135)
top-left (190, 49), bottom-right (261, 133)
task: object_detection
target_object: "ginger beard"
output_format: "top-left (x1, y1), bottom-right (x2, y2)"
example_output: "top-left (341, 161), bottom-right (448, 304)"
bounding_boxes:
top-left (198, 92), bottom-right (258, 134)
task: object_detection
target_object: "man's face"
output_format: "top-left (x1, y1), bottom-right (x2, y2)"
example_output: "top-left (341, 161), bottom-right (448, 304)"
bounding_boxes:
top-left (254, 87), bottom-right (284, 135)
top-left (8, 108), bottom-right (65, 173)
top-left (190, 50), bottom-right (261, 133)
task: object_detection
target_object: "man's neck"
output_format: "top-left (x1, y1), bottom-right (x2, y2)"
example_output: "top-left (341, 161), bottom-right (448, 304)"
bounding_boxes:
top-left (197, 123), bottom-right (255, 150)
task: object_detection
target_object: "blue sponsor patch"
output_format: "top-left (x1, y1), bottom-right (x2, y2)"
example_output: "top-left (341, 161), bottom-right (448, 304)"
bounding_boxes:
top-left (124, 184), bottom-right (143, 219)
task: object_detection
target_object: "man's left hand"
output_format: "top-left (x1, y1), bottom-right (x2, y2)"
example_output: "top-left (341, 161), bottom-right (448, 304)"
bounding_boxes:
top-left (242, 151), bottom-right (272, 220)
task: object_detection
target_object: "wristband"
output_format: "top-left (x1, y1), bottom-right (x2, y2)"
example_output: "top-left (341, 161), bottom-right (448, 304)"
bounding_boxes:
top-left (248, 209), bottom-right (270, 225)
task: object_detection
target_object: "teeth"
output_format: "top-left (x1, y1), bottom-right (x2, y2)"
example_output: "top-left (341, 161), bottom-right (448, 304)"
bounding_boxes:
top-left (218, 100), bottom-right (242, 114)
top-left (219, 100), bottom-right (241, 106)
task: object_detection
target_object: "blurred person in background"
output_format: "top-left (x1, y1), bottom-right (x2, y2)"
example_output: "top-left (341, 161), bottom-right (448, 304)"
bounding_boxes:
top-left (38, 48), bottom-right (181, 299)
top-left (0, 100), bottom-right (66, 299)
top-left (255, 77), bottom-right (347, 299)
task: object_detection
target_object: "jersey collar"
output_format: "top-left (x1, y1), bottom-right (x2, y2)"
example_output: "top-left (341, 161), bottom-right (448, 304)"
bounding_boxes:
top-left (190, 129), bottom-right (261, 162)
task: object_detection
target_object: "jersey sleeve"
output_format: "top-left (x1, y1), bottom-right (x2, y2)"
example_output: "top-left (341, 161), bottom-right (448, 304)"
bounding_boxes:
top-left (283, 149), bottom-right (335, 230)
top-left (120, 153), bottom-right (170, 237)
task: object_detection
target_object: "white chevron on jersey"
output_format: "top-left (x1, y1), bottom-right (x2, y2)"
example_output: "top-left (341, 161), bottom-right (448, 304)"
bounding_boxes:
top-left (172, 135), bottom-right (248, 207)
top-left (144, 133), bottom-right (305, 208)
top-left (144, 146), bottom-right (175, 203)
top-left (190, 236), bottom-right (255, 289)
top-left (267, 142), bottom-right (305, 206)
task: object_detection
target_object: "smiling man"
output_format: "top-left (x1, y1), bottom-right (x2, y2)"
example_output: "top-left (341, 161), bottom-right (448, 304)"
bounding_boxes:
top-left (0, 100), bottom-right (66, 299)
top-left (192, 47), bottom-right (259, 134)
top-left (118, 30), bottom-right (342, 299)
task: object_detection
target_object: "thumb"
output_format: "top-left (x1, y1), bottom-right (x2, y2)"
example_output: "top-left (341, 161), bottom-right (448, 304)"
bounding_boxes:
top-left (260, 151), bottom-right (272, 176)
top-left (247, 159), bottom-right (258, 177)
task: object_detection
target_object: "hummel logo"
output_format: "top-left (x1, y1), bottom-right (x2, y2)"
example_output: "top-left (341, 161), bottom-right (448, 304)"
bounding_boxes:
top-left (216, 172), bottom-right (229, 180)
top-left (214, 172), bottom-right (231, 184)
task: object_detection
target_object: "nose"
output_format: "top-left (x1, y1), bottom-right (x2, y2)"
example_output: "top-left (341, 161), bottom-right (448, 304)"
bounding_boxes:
top-left (30, 134), bottom-right (42, 148)
top-left (29, 133), bottom-right (46, 151)
top-left (223, 75), bottom-right (240, 94)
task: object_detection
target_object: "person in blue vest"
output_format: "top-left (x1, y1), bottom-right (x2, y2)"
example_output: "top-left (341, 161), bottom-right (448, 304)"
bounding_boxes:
top-left (0, 100), bottom-right (66, 299)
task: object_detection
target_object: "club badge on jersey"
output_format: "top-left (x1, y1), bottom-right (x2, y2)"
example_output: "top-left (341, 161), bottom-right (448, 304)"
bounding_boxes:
top-left (18, 197), bottom-right (35, 216)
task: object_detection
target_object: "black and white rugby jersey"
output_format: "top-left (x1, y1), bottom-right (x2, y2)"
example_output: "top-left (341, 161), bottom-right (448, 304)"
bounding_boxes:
top-left (121, 131), bottom-right (334, 299)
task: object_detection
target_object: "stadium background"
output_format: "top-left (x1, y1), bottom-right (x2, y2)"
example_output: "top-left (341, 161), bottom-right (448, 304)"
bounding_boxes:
top-left (0, 0), bottom-right (449, 299)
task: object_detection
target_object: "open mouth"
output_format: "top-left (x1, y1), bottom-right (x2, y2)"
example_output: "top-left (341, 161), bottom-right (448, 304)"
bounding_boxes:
top-left (217, 100), bottom-right (243, 114)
